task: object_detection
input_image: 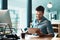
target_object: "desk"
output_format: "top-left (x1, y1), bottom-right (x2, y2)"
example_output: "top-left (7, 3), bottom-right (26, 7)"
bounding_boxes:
top-left (20, 34), bottom-right (60, 40)
top-left (21, 37), bottom-right (60, 40)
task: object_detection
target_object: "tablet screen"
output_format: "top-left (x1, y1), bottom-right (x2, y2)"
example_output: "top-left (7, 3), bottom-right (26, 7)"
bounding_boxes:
top-left (28, 28), bottom-right (41, 34)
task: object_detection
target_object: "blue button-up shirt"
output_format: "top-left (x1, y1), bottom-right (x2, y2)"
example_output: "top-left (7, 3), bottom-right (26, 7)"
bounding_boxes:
top-left (32, 16), bottom-right (54, 36)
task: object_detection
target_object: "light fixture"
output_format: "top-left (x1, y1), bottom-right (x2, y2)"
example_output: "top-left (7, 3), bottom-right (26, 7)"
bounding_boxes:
top-left (47, 2), bottom-right (52, 8)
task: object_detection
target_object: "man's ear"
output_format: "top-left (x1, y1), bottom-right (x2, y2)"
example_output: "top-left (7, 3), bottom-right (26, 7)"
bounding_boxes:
top-left (42, 12), bottom-right (44, 15)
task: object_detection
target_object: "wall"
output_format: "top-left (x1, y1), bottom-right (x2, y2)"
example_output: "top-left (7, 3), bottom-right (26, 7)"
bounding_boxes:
top-left (32, 0), bottom-right (60, 20)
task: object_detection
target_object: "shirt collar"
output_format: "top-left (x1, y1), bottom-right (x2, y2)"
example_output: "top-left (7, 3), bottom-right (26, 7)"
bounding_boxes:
top-left (35, 16), bottom-right (46, 23)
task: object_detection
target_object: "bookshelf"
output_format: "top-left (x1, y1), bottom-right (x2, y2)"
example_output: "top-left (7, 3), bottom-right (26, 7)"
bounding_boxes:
top-left (51, 20), bottom-right (60, 37)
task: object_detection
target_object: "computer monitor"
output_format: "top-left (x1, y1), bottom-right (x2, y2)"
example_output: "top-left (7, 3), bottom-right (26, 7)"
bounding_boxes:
top-left (0, 10), bottom-right (12, 27)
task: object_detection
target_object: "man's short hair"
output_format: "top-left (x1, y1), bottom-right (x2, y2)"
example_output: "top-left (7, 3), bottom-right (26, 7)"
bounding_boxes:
top-left (36, 6), bottom-right (45, 13)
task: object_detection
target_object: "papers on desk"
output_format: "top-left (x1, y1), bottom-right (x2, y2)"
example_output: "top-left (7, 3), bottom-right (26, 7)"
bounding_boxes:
top-left (27, 35), bottom-right (39, 37)
top-left (51, 38), bottom-right (60, 40)
top-left (25, 35), bottom-right (39, 39)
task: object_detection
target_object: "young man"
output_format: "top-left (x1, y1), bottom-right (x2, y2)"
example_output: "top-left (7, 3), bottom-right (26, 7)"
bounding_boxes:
top-left (30, 6), bottom-right (54, 37)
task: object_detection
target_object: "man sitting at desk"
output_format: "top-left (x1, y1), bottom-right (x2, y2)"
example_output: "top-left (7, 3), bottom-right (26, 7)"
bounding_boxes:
top-left (27, 6), bottom-right (54, 37)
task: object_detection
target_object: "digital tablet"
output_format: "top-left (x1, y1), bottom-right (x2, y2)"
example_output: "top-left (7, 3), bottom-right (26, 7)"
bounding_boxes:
top-left (28, 28), bottom-right (41, 34)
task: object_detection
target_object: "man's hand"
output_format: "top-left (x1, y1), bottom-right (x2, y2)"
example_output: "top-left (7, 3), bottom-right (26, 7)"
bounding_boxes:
top-left (36, 29), bottom-right (42, 34)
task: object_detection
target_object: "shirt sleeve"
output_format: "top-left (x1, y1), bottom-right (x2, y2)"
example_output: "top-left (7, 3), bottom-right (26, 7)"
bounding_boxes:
top-left (46, 21), bottom-right (54, 36)
top-left (38, 20), bottom-right (54, 35)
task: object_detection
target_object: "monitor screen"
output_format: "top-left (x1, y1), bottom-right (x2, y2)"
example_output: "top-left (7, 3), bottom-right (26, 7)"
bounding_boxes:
top-left (0, 10), bottom-right (12, 27)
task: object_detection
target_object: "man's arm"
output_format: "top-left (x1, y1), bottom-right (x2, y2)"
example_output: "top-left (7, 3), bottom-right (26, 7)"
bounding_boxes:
top-left (39, 33), bottom-right (54, 37)
top-left (35, 28), bottom-right (54, 37)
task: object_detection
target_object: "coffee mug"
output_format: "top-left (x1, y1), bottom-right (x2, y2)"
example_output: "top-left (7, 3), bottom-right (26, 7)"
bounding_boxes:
top-left (21, 33), bottom-right (25, 39)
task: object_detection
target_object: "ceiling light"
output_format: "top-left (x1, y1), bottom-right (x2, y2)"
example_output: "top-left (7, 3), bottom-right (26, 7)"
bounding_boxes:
top-left (47, 2), bottom-right (52, 8)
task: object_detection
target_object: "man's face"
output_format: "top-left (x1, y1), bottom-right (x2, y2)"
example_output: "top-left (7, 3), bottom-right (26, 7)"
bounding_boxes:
top-left (36, 11), bottom-right (44, 20)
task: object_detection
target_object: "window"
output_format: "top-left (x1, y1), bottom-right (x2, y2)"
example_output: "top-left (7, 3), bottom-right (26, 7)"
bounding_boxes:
top-left (0, 0), bottom-right (2, 9)
top-left (8, 0), bottom-right (28, 35)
